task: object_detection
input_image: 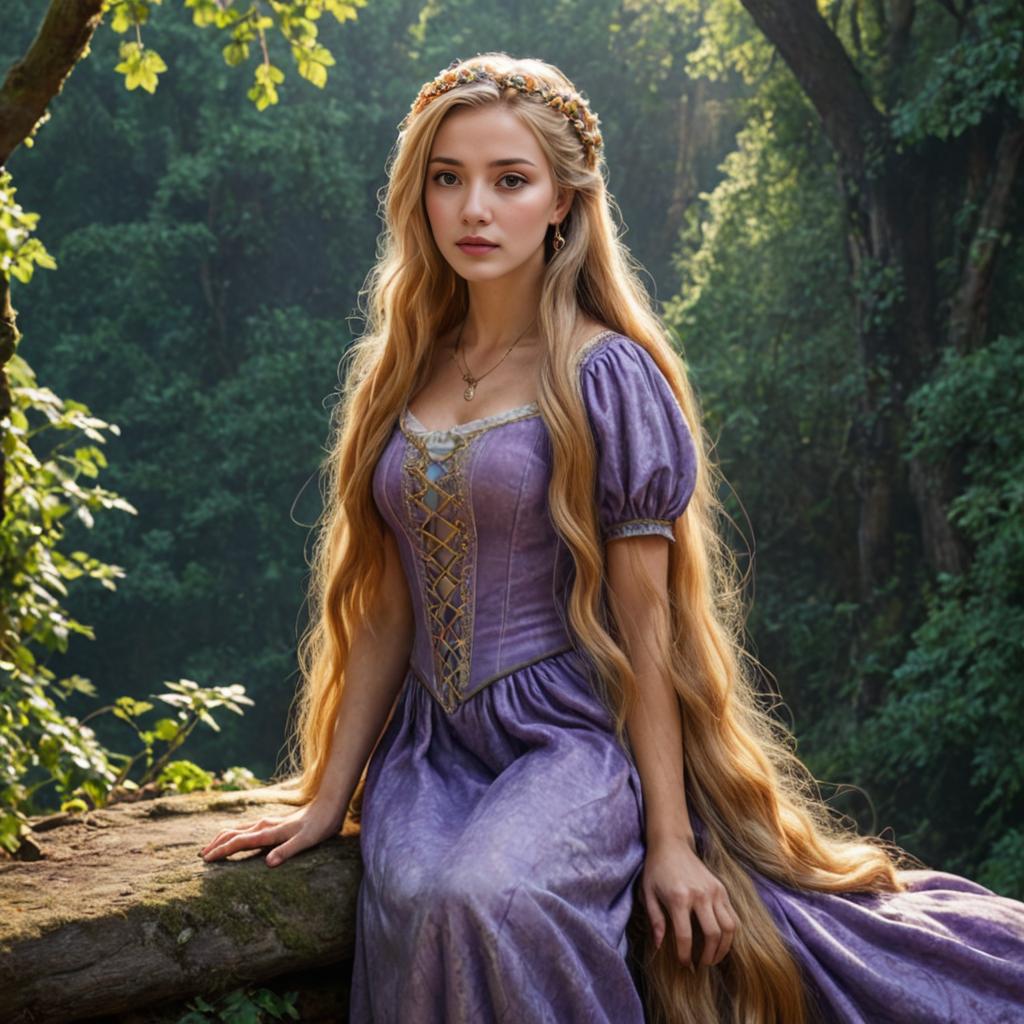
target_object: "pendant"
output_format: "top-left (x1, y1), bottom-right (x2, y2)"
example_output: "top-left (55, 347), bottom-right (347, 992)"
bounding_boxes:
top-left (463, 380), bottom-right (477, 401)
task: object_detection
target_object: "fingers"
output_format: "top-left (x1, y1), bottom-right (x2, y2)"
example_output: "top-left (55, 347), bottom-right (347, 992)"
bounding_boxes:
top-left (644, 889), bottom-right (669, 951)
top-left (654, 885), bottom-right (738, 969)
top-left (693, 894), bottom-right (722, 967)
top-left (266, 833), bottom-right (309, 868)
top-left (692, 887), bottom-right (738, 967)
top-left (201, 816), bottom-right (268, 850)
top-left (201, 820), bottom-right (284, 862)
top-left (666, 891), bottom-right (694, 967)
top-left (714, 896), bottom-right (738, 964)
top-left (202, 830), bottom-right (267, 862)
top-left (201, 817), bottom-right (272, 857)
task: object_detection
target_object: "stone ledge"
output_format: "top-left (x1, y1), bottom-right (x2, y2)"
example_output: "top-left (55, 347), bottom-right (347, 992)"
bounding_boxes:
top-left (0, 785), bottom-right (362, 1023)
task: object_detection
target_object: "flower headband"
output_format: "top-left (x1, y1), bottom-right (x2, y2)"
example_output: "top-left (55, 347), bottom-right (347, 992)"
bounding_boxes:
top-left (399, 59), bottom-right (604, 170)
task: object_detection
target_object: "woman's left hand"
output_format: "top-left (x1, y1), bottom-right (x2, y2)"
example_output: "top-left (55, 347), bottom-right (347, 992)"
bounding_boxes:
top-left (640, 832), bottom-right (737, 968)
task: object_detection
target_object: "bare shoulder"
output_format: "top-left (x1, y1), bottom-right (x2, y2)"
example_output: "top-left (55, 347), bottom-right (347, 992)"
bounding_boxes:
top-left (568, 317), bottom-right (621, 372)
top-left (570, 316), bottom-right (617, 355)
top-left (572, 315), bottom-right (613, 344)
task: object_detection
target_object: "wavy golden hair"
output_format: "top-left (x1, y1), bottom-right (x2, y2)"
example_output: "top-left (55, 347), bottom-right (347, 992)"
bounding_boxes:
top-left (278, 51), bottom-right (921, 1024)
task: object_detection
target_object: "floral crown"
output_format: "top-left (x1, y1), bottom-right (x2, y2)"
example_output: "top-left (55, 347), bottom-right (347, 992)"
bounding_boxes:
top-left (399, 59), bottom-right (604, 170)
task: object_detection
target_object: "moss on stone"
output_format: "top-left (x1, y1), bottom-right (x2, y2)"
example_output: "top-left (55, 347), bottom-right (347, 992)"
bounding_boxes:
top-left (137, 858), bottom-right (335, 962)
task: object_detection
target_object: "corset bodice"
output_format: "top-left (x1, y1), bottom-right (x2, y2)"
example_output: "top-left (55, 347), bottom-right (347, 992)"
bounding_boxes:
top-left (370, 330), bottom-right (698, 715)
top-left (372, 402), bottom-right (576, 713)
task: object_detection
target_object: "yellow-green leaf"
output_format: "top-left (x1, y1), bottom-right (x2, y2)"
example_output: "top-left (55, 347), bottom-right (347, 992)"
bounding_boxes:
top-left (298, 60), bottom-right (328, 88)
top-left (223, 41), bottom-right (249, 67)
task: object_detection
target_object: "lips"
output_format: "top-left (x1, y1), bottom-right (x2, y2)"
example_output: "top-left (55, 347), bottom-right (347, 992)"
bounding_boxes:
top-left (456, 240), bottom-right (499, 256)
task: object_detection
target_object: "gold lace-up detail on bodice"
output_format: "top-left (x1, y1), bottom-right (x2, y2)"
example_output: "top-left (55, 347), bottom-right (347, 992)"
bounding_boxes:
top-left (399, 403), bottom-right (543, 713)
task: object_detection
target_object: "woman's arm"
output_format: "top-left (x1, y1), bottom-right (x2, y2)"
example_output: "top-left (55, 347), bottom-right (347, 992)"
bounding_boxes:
top-left (605, 533), bottom-right (736, 969)
top-left (199, 524), bottom-right (414, 865)
top-left (314, 524), bottom-right (415, 813)
top-left (605, 534), bottom-right (692, 846)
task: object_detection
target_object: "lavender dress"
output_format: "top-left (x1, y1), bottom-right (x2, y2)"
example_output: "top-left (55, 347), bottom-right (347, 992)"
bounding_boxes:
top-left (347, 330), bottom-right (1024, 1023)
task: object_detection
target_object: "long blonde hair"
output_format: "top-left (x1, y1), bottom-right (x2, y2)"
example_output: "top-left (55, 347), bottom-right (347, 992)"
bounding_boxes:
top-left (278, 51), bottom-right (922, 1024)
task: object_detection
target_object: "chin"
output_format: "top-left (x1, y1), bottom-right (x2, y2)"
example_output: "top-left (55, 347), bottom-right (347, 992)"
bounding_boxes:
top-left (455, 261), bottom-right (514, 280)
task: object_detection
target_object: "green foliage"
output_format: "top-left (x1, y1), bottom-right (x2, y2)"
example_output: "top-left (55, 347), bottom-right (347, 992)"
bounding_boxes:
top-left (852, 256), bottom-right (906, 337)
top-left (685, 0), bottom-right (771, 85)
top-left (0, 351), bottom-right (133, 848)
top-left (0, 0), bottom-right (367, 835)
top-left (979, 829), bottom-right (1024, 897)
top-left (157, 758), bottom-right (215, 792)
top-left (0, 348), bottom-right (258, 851)
top-left (104, 0), bottom-right (365, 107)
top-left (158, 678), bottom-right (255, 735)
top-left (94, 678), bottom-right (255, 791)
top-left (110, 0), bottom-right (158, 34)
top-left (176, 985), bottom-right (300, 1023)
top-left (891, 0), bottom-right (1024, 144)
top-left (850, 334), bottom-right (1024, 892)
top-left (663, 76), bottom-right (865, 751)
top-left (114, 39), bottom-right (170, 94)
top-left (0, 170), bottom-right (57, 284)
top-left (0, 0), bottom-right (368, 812)
top-left (250, 60), bottom-right (286, 110)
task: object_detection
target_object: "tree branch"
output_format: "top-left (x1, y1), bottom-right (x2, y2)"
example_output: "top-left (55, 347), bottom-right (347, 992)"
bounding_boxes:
top-left (949, 115), bottom-right (1024, 354)
top-left (0, 0), bottom-right (106, 166)
top-left (739, 0), bottom-right (885, 178)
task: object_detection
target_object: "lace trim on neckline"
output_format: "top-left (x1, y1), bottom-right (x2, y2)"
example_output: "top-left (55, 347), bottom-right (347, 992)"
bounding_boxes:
top-left (401, 400), bottom-right (541, 438)
top-left (400, 328), bottom-right (622, 438)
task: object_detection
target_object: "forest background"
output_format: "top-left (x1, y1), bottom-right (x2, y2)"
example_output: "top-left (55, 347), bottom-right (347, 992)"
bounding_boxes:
top-left (2, 0), bottom-right (1021, 898)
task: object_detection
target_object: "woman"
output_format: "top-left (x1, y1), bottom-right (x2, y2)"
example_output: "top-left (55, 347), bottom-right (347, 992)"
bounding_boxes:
top-left (200, 53), bottom-right (1024, 1023)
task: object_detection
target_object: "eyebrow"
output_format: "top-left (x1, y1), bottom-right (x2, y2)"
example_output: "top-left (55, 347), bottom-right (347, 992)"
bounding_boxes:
top-left (428, 156), bottom-right (537, 168)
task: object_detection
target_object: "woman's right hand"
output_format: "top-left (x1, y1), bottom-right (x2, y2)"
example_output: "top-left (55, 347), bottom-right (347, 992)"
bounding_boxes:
top-left (199, 797), bottom-right (347, 868)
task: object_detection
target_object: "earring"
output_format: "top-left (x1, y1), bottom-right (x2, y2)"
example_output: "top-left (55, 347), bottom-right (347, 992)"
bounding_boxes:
top-left (552, 222), bottom-right (565, 252)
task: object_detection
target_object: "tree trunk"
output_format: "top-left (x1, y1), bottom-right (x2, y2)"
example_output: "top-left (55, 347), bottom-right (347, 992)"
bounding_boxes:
top-left (739, 0), bottom-right (1021, 710)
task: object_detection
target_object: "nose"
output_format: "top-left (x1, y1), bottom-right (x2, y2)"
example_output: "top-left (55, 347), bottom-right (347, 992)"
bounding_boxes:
top-left (460, 178), bottom-right (492, 224)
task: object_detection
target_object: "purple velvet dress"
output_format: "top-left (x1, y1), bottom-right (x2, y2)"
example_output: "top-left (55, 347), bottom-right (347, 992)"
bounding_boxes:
top-left (347, 330), bottom-right (1024, 1023)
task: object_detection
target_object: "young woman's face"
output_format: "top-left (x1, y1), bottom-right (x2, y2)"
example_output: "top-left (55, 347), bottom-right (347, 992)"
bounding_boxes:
top-left (424, 103), bottom-right (569, 281)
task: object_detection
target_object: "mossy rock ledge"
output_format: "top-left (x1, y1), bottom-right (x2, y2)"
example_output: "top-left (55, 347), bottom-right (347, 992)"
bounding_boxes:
top-left (0, 786), bottom-right (363, 1023)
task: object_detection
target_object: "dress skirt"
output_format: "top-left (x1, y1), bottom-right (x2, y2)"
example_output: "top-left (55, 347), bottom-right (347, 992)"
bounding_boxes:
top-left (347, 648), bottom-right (1024, 1024)
top-left (348, 649), bottom-right (648, 1023)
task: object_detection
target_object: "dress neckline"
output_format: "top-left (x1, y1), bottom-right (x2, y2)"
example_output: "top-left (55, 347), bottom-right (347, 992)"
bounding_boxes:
top-left (400, 328), bottom-right (621, 437)
top-left (402, 401), bottom-right (540, 437)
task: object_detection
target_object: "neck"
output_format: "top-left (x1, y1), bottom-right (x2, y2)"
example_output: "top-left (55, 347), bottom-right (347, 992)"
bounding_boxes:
top-left (458, 247), bottom-right (546, 359)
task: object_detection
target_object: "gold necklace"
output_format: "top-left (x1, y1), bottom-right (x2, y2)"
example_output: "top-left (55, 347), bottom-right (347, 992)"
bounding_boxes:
top-left (450, 317), bottom-right (537, 401)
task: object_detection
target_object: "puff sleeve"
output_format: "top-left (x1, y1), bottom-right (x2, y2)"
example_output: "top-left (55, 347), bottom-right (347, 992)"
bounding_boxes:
top-left (579, 337), bottom-right (698, 543)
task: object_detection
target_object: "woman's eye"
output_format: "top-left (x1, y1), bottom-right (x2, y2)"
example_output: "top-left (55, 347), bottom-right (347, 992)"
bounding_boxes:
top-left (431, 171), bottom-right (527, 189)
